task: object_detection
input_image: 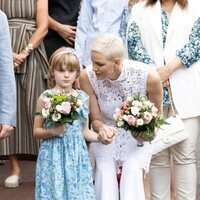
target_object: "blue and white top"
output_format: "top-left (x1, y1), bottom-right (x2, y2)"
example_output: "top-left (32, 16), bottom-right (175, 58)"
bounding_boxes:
top-left (75, 0), bottom-right (128, 67)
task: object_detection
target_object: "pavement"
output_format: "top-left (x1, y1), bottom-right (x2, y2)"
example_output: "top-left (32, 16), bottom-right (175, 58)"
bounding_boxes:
top-left (0, 159), bottom-right (200, 200)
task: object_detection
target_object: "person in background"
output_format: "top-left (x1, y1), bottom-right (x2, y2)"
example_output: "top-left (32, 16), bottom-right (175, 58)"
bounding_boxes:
top-left (75, 0), bottom-right (128, 68)
top-left (43, 0), bottom-right (82, 60)
top-left (34, 47), bottom-right (109, 199)
top-left (0, 0), bottom-right (48, 188)
top-left (126, 0), bottom-right (200, 199)
top-left (79, 33), bottom-right (163, 200)
top-left (0, 10), bottom-right (16, 141)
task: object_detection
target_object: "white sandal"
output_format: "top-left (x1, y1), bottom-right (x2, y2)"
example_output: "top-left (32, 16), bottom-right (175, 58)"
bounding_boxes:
top-left (4, 175), bottom-right (22, 188)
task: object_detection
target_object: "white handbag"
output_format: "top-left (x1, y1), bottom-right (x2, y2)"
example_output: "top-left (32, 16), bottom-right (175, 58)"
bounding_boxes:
top-left (152, 87), bottom-right (189, 155)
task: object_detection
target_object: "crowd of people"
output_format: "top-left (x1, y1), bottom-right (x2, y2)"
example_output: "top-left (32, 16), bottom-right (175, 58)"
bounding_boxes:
top-left (0, 0), bottom-right (200, 200)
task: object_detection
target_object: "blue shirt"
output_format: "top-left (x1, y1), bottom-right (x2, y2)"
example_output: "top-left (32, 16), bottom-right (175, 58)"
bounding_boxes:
top-left (75, 0), bottom-right (128, 66)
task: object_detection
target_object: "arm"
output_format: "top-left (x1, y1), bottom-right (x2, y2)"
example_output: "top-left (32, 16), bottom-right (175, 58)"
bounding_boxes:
top-left (48, 16), bottom-right (76, 45)
top-left (157, 17), bottom-right (200, 83)
top-left (146, 68), bottom-right (163, 114)
top-left (33, 95), bottom-right (65, 139)
top-left (79, 70), bottom-right (116, 143)
top-left (75, 0), bottom-right (93, 59)
top-left (14, 0), bottom-right (48, 67)
top-left (82, 99), bottom-right (99, 142)
top-left (0, 11), bottom-right (16, 139)
top-left (176, 17), bottom-right (200, 68)
top-left (127, 21), bottom-right (154, 64)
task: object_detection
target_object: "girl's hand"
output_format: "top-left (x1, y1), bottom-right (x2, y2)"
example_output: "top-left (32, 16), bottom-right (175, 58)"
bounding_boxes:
top-left (98, 125), bottom-right (117, 144)
top-left (49, 124), bottom-right (65, 136)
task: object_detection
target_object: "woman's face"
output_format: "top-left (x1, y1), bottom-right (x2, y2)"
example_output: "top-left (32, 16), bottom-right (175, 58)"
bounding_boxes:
top-left (91, 51), bottom-right (115, 80)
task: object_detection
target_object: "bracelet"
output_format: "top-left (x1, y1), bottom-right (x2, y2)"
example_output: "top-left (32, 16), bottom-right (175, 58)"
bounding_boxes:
top-left (24, 43), bottom-right (34, 54)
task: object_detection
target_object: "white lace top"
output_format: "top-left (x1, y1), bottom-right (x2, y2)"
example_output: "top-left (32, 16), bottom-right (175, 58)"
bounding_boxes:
top-left (87, 59), bottom-right (154, 171)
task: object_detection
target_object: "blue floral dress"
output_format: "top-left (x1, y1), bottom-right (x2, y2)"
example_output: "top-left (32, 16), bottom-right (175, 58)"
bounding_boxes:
top-left (120, 7), bottom-right (200, 106)
top-left (35, 90), bottom-right (95, 200)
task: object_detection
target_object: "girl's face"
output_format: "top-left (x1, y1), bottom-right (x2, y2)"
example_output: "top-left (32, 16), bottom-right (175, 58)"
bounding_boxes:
top-left (53, 67), bottom-right (77, 90)
top-left (91, 51), bottom-right (116, 80)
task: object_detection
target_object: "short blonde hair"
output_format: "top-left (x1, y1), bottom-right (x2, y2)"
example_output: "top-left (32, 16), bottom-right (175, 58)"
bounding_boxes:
top-left (48, 47), bottom-right (80, 88)
top-left (91, 33), bottom-right (125, 61)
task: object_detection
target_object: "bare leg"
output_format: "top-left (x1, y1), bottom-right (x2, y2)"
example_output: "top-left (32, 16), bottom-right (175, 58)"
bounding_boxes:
top-left (4, 155), bottom-right (21, 187)
top-left (8, 154), bottom-right (20, 176)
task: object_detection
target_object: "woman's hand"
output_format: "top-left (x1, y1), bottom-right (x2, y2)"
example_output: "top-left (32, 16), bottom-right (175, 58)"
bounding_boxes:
top-left (57, 24), bottom-right (76, 45)
top-left (13, 52), bottom-right (24, 68)
top-left (157, 66), bottom-right (172, 83)
top-left (98, 124), bottom-right (117, 144)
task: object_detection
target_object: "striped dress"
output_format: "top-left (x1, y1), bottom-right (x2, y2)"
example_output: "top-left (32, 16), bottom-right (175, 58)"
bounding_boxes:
top-left (0, 0), bottom-right (48, 155)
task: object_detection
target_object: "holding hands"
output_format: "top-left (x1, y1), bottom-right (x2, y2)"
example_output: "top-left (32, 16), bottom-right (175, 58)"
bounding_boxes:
top-left (98, 124), bottom-right (117, 144)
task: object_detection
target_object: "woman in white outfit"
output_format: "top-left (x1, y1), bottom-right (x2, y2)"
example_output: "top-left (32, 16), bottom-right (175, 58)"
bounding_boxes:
top-left (126, 0), bottom-right (200, 199)
top-left (79, 33), bottom-right (163, 200)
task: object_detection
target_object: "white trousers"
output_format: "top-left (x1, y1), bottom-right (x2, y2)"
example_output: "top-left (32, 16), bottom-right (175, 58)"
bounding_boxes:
top-left (94, 155), bottom-right (145, 200)
top-left (150, 107), bottom-right (200, 200)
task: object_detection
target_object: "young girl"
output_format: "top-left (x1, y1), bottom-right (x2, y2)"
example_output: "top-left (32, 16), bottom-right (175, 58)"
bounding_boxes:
top-left (34, 47), bottom-right (100, 200)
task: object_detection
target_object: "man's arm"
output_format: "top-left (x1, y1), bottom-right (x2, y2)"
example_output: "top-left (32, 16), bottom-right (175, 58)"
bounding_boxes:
top-left (0, 11), bottom-right (16, 139)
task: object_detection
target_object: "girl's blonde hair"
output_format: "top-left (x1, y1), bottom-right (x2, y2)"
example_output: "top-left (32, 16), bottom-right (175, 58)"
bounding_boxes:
top-left (145, 0), bottom-right (188, 9)
top-left (91, 33), bottom-right (125, 61)
top-left (48, 47), bottom-right (80, 88)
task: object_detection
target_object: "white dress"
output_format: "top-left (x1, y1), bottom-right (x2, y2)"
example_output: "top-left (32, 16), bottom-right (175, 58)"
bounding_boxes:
top-left (87, 59), bottom-right (153, 170)
top-left (87, 59), bottom-right (154, 200)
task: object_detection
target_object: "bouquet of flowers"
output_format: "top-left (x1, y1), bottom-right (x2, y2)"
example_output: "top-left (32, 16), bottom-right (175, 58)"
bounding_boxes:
top-left (36, 90), bottom-right (83, 129)
top-left (113, 92), bottom-right (167, 145)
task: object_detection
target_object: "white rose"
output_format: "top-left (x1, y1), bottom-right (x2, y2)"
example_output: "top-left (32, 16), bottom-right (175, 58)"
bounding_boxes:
top-left (41, 108), bottom-right (50, 118)
top-left (52, 113), bottom-right (61, 122)
top-left (131, 107), bottom-right (140, 116)
top-left (123, 115), bottom-right (128, 121)
top-left (117, 120), bottom-right (124, 127)
top-left (136, 118), bottom-right (144, 127)
top-left (113, 113), bottom-right (118, 121)
top-left (56, 105), bottom-right (63, 112)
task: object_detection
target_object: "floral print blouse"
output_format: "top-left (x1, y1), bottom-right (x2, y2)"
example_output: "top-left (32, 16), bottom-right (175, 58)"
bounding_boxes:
top-left (120, 7), bottom-right (200, 106)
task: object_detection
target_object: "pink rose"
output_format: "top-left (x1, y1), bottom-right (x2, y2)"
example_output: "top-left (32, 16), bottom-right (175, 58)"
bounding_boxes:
top-left (151, 105), bottom-right (158, 113)
top-left (144, 111), bottom-right (153, 124)
top-left (43, 97), bottom-right (51, 109)
top-left (126, 115), bottom-right (136, 126)
top-left (61, 102), bottom-right (71, 114)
